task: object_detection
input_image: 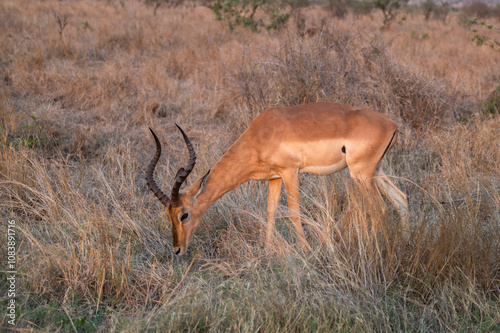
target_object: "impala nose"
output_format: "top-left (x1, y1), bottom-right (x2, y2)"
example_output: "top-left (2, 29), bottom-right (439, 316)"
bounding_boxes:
top-left (174, 247), bottom-right (181, 255)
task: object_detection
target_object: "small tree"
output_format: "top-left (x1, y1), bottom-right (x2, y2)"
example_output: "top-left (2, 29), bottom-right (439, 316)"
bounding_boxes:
top-left (483, 85), bottom-right (500, 115)
top-left (421, 0), bottom-right (436, 21)
top-left (211, 0), bottom-right (265, 32)
top-left (434, 1), bottom-right (450, 23)
top-left (327, 0), bottom-right (351, 19)
top-left (351, 0), bottom-right (374, 17)
top-left (465, 18), bottom-right (500, 52)
top-left (462, 0), bottom-right (492, 19)
top-left (144, 0), bottom-right (183, 16)
top-left (373, 0), bottom-right (408, 27)
top-left (211, 0), bottom-right (301, 32)
top-left (54, 12), bottom-right (69, 41)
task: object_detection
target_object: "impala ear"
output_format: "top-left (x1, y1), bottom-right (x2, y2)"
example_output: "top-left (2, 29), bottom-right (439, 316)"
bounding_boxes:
top-left (187, 170), bottom-right (210, 199)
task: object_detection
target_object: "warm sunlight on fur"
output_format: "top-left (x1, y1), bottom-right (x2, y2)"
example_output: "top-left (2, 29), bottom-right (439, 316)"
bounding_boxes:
top-left (146, 103), bottom-right (409, 255)
top-left (0, 0), bottom-right (499, 331)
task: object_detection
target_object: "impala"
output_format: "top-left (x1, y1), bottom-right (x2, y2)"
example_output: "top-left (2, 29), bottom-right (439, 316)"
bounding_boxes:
top-left (146, 102), bottom-right (409, 255)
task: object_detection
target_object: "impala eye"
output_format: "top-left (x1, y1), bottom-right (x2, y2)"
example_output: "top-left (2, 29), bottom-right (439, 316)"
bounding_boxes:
top-left (180, 213), bottom-right (189, 221)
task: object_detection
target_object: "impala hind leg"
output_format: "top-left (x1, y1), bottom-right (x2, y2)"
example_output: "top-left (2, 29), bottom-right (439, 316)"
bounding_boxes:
top-left (375, 166), bottom-right (410, 236)
top-left (266, 178), bottom-right (282, 247)
top-left (281, 171), bottom-right (309, 250)
top-left (348, 165), bottom-right (386, 235)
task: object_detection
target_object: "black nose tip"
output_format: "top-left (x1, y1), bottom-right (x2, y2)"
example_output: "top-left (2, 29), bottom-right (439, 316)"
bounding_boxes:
top-left (175, 248), bottom-right (181, 255)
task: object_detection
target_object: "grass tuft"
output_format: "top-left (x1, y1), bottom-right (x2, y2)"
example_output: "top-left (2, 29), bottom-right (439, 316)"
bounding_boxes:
top-left (1, 0), bottom-right (499, 331)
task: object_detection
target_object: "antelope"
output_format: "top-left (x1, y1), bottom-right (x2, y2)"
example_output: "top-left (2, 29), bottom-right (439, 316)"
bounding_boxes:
top-left (146, 102), bottom-right (409, 255)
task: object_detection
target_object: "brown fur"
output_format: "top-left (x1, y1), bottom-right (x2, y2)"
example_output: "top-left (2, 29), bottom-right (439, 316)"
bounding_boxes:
top-left (150, 102), bottom-right (409, 255)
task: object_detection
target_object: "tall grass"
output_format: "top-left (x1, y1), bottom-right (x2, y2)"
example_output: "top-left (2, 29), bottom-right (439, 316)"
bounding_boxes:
top-left (1, 0), bottom-right (499, 331)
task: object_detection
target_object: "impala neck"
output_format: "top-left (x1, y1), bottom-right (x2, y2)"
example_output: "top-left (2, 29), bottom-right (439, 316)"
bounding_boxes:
top-left (193, 137), bottom-right (253, 218)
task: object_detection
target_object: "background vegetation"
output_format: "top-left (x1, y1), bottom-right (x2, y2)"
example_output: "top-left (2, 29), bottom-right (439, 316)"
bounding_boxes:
top-left (1, 0), bottom-right (499, 331)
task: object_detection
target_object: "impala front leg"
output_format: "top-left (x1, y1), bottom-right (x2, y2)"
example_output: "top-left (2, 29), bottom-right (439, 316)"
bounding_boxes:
top-left (266, 178), bottom-right (282, 247)
top-left (282, 170), bottom-right (309, 250)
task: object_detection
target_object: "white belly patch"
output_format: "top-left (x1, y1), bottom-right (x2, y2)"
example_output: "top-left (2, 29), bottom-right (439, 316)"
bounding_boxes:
top-left (300, 159), bottom-right (347, 175)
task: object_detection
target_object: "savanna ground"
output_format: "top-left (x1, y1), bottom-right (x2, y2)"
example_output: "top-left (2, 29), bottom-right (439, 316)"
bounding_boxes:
top-left (0, 0), bottom-right (499, 331)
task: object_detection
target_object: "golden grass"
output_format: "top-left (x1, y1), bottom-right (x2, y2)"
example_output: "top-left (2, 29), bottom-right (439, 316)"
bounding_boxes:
top-left (0, 0), bottom-right (499, 331)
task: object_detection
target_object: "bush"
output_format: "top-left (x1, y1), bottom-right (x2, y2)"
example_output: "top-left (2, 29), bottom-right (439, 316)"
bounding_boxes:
top-left (483, 86), bottom-right (500, 114)
top-left (211, 0), bottom-right (307, 32)
top-left (351, 0), bottom-right (374, 17)
top-left (421, 0), bottom-right (436, 21)
top-left (464, 18), bottom-right (500, 51)
top-left (495, 4), bottom-right (500, 21)
top-left (433, 1), bottom-right (450, 22)
top-left (144, 0), bottom-right (183, 16)
top-left (227, 29), bottom-right (465, 131)
top-left (327, 0), bottom-right (350, 18)
top-left (212, 0), bottom-right (265, 32)
top-left (373, 0), bottom-right (409, 27)
top-left (462, 0), bottom-right (493, 19)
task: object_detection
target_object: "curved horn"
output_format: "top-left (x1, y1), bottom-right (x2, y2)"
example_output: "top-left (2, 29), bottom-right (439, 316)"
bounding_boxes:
top-left (146, 128), bottom-right (171, 207)
top-left (171, 124), bottom-right (196, 206)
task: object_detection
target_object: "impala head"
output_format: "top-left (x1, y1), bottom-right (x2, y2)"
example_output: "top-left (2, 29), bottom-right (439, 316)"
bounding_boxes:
top-left (145, 125), bottom-right (208, 256)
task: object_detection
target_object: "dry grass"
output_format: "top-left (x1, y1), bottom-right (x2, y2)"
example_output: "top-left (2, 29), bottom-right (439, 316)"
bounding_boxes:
top-left (1, 0), bottom-right (499, 331)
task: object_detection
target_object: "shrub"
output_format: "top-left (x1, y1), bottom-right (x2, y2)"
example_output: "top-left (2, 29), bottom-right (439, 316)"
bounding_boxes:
top-left (327, 0), bottom-right (350, 18)
top-left (464, 18), bottom-right (500, 51)
top-left (421, 0), bottom-right (436, 21)
top-left (266, 12), bottom-right (291, 31)
top-left (433, 1), bottom-right (450, 22)
top-left (212, 0), bottom-right (265, 32)
top-left (483, 85), bottom-right (500, 114)
top-left (227, 29), bottom-right (464, 131)
top-left (495, 4), bottom-right (500, 21)
top-left (373, 0), bottom-right (409, 27)
top-left (351, 0), bottom-right (374, 17)
top-left (462, 0), bottom-right (493, 19)
top-left (211, 0), bottom-right (299, 32)
top-left (144, 0), bottom-right (183, 15)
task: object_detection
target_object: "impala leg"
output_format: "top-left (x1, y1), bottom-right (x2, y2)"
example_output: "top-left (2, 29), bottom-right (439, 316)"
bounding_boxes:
top-left (266, 178), bottom-right (282, 247)
top-left (348, 166), bottom-right (385, 235)
top-left (282, 171), bottom-right (309, 250)
top-left (375, 166), bottom-right (410, 236)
